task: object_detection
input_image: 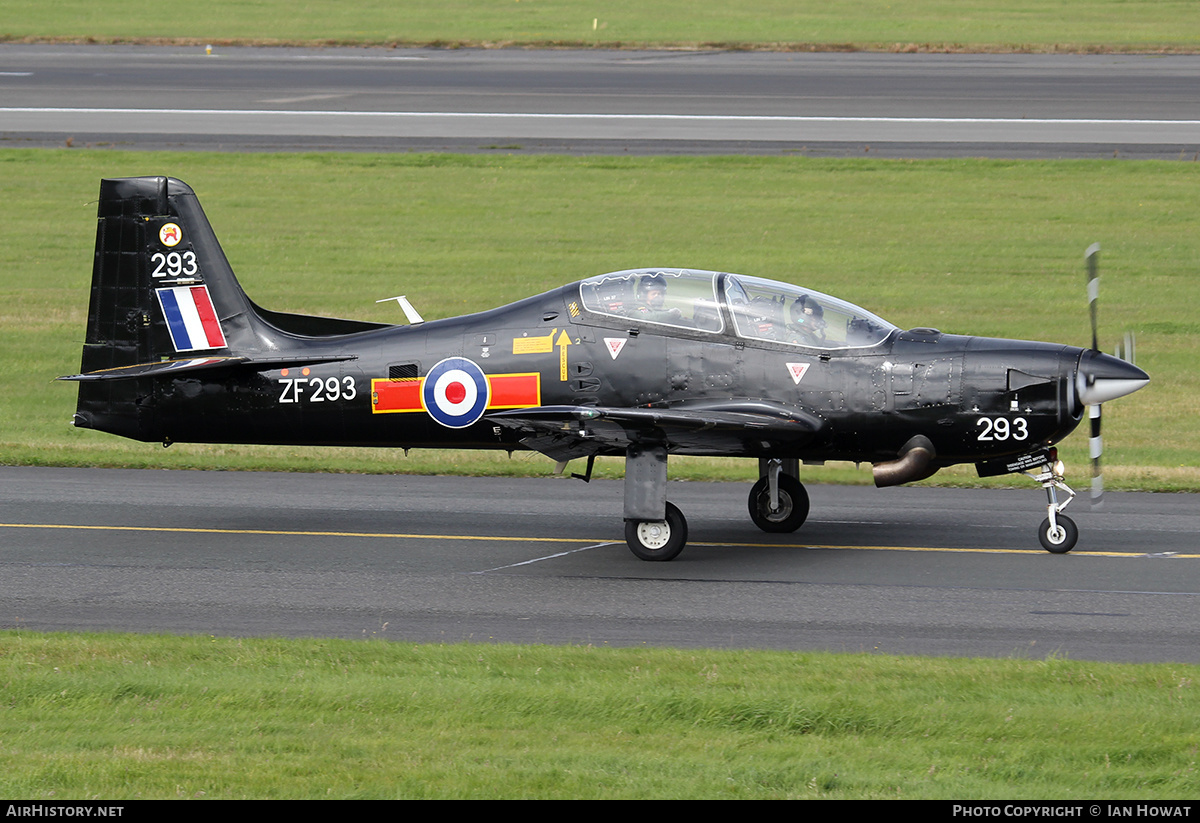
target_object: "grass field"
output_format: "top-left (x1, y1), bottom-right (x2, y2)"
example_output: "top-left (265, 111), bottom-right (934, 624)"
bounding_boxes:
top-left (4, 0), bottom-right (1200, 52)
top-left (1, 631), bottom-right (1196, 799)
top-left (2, 149), bottom-right (1196, 489)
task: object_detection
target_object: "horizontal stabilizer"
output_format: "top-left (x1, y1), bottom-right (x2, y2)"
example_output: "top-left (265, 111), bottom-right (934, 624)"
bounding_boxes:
top-left (58, 354), bottom-right (357, 382)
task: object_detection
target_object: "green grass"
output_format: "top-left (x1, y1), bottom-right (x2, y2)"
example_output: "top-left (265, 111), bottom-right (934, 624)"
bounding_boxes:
top-left (1, 149), bottom-right (1195, 488)
top-left (4, 0), bottom-right (1200, 52)
top-left (1, 631), bottom-right (1196, 799)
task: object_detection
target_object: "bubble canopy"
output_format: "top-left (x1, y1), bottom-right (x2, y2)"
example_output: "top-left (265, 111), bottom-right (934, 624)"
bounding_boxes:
top-left (578, 268), bottom-right (898, 349)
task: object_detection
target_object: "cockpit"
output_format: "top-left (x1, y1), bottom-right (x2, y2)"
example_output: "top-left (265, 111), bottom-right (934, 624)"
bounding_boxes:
top-left (577, 268), bottom-right (897, 350)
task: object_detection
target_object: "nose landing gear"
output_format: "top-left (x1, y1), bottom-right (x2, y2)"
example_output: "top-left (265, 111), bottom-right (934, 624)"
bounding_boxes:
top-left (1024, 451), bottom-right (1078, 553)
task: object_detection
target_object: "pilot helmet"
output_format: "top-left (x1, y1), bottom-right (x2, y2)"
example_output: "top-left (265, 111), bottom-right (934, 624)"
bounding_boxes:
top-left (793, 295), bottom-right (826, 328)
top-left (638, 272), bottom-right (668, 307)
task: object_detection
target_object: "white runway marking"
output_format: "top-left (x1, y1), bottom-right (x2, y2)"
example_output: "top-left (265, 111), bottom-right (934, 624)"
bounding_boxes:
top-left (6, 107), bottom-right (1200, 125)
top-left (470, 542), bottom-right (621, 573)
top-left (4, 108), bottom-right (1197, 143)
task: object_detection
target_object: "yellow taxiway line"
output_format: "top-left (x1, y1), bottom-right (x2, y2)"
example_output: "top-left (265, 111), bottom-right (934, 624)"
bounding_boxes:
top-left (2, 522), bottom-right (1197, 559)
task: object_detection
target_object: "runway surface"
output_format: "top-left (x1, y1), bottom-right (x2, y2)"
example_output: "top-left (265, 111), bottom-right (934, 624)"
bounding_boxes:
top-left (2, 467), bottom-right (1197, 662)
top-left (3, 44), bottom-right (1199, 157)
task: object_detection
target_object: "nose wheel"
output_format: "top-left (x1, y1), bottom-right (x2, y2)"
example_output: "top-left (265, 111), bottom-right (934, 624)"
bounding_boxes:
top-left (1024, 452), bottom-right (1079, 553)
top-left (1039, 514), bottom-right (1078, 553)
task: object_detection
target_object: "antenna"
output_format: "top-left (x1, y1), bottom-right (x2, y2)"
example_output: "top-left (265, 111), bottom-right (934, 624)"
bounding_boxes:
top-left (376, 295), bottom-right (425, 325)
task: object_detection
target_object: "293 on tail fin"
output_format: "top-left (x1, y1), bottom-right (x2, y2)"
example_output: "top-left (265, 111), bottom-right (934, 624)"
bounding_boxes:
top-left (78, 176), bottom-right (261, 376)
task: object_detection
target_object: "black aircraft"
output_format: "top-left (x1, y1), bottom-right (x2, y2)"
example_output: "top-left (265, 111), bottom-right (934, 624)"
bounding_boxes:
top-left (61, 177), bottom-right (1149, 560)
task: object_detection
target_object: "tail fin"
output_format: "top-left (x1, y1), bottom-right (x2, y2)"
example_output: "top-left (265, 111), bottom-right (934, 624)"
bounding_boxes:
top-left (80, 176), bottom-right (261, 373)
top-left (64, 176), bottom-right (385, 440)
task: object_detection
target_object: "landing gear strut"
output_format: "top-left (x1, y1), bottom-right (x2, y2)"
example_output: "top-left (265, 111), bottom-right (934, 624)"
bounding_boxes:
top-left (622, 442), bottom-right (689, 561)
top-left (1024, 452), bottom-right (1078, 553)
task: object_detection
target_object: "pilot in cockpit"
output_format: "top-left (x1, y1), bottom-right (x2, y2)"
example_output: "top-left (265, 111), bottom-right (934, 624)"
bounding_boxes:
top-left (788, 294), bottom-right (827, 345)
top-left (633, 272), bottom-right (683, 323)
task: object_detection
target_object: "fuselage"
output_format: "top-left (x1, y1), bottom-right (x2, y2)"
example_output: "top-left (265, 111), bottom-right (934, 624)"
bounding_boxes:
top-left (78, 268), bottom-right (1134, 473)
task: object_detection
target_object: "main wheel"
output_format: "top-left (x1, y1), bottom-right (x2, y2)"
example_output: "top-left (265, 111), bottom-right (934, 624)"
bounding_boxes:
top-left (1039, 514), bottom-right (1078, 553)
top-left (748, 474), bottom-right (810, 533)
top-left (625, 501), bottom-right (688, 561)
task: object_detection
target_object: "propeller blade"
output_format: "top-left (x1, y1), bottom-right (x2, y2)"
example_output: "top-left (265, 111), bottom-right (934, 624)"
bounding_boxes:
top-left (1080, 245), bottom-right (1148, 510)
top-left (1115, 330), bottom-right (1137, 366)
top-left (1085, 243), bottom-right (1102, 509)
top-left (1086, 242), bottom-right (1100, 353)
top-left (1089, 403), bottom-right (1103, 509)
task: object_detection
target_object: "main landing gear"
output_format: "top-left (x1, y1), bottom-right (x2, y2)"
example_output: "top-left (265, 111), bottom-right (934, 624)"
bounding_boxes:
top-left (625, 501), bottom-right (688, 561)
top-left (1024, 452), bottom-right (1079, 554)
top-left (621, 452), bottom-right (808, 561)
top-left (747, 459), bottom-right (810, 533)
top-left (622, 443), bottom-right (684, 561)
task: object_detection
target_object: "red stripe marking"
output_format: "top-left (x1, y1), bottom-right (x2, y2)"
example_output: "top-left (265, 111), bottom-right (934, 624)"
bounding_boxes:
top-left (189, 286), bottom-right (227, 348)
top-left (371, 373), bottom-right (539, 415)
top-left (372, 379), bottom-right (423, 413)
top-left (488, 373), bottom-right (540, 408)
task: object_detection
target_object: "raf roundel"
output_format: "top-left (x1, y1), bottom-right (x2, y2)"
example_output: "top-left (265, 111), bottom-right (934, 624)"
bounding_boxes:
top-left (422, 357), bottom-right (491, 429)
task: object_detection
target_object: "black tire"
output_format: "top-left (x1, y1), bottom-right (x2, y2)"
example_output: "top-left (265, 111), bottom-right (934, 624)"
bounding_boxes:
top-left (1039, 514), bottom-right (1078, 553)
top-left (748, 474), bottom-right (810, 533)
top-left (625, 501), bottom-right (688, 561)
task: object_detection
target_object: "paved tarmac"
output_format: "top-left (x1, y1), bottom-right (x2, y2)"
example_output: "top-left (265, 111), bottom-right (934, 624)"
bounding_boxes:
top-left (2, 467), bottom-right (1197, 662)
top-left (3, 45), bottom-right (1199, 157)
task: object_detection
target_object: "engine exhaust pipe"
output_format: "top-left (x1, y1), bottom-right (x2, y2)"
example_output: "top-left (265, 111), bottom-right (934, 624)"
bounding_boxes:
top-left (873, 435), bottom-right (938, 488)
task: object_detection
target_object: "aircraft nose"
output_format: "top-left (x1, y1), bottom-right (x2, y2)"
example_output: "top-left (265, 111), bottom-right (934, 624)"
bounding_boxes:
top-left (1077, 350), bottom-right (1149, 405)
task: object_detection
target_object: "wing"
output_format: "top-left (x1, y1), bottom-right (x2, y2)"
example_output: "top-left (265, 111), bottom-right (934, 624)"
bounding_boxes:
top-left (487, 401), bottom-right (825, 461)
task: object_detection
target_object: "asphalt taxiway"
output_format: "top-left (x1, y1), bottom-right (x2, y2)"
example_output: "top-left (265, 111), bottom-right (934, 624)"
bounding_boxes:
top-left (2, 467), bottom-right (1196, 662)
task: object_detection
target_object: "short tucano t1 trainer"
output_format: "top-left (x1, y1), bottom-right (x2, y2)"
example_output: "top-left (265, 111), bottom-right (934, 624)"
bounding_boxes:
top-left (60, 177), bottom-right (1149, 561)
